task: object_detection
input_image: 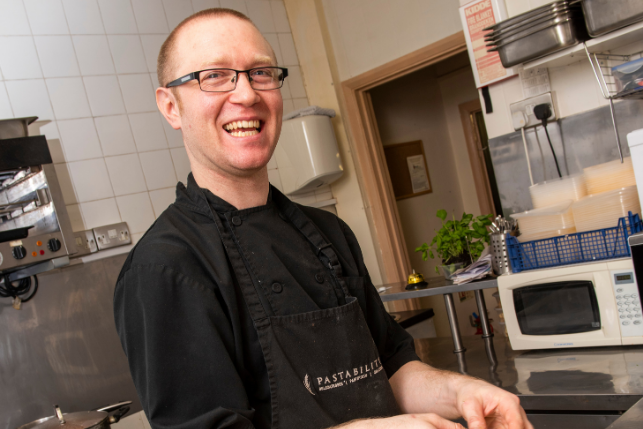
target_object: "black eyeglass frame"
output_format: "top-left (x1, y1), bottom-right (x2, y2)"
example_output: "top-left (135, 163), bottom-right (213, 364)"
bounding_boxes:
top-left (166, 67), bottom-right (289, 92)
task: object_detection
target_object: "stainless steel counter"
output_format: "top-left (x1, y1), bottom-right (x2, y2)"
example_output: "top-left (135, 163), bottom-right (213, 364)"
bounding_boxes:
top-left (608, 397), bottom-right (643, 429)
top-left (415, 335), bottom-right (643, 428)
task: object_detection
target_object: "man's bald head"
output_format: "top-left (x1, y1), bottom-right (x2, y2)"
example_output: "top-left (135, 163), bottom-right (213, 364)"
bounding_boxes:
top-left (157, 8), bottom-right (272, 88)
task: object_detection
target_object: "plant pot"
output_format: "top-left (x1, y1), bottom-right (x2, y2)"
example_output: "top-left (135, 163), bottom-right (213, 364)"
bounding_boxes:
top-left (438, 263), bottom-right (465, 280)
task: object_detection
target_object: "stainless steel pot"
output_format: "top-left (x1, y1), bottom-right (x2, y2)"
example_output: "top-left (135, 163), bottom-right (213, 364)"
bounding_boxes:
top-left (15, 401), bottom-right (131, 429)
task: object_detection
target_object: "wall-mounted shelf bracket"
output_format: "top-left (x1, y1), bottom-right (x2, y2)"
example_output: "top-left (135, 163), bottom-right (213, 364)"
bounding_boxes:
top-left (584, 43), bottom-right (643, 163)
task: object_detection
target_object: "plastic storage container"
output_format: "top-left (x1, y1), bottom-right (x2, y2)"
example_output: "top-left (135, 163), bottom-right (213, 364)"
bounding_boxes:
top-left (612, 58), bottom-right (643, 98)
top-left (571, 186), bottom-right (641, 232)
top-left (529, 174), bottom-right (587, 208)
top-left (511, 200), bottom-right (575, 241)
top-left (627, 129), bottom-right (643, 212)
top-left (583, 157), bottom-right (636, 194)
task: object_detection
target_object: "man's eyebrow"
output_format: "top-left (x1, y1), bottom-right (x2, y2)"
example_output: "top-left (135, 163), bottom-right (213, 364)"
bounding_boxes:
top-left (198, 54), bottom-right (276, 69)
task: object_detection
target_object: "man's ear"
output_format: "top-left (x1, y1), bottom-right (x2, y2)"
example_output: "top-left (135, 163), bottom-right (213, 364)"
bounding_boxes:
top-left (156, 87), bottom-right (182, 130)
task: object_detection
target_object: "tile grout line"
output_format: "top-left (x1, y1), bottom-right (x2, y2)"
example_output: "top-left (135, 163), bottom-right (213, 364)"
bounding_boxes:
top-left (21, 1), bottom-right (87, 219)
top-left (100, 0), bottom-right (151, 218)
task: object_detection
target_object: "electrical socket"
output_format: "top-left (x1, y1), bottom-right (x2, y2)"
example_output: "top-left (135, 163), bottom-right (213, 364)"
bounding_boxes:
top-left (70, 230), bottom-right (98, 258)
top-left (509, 92), bottom-right (556, 130)
top-left (93, 222), bottom-right (131, 250)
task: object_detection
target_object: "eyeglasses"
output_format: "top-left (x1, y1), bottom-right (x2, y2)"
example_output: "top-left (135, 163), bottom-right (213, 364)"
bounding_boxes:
top-left (166, 67), bottom-right (288, 92)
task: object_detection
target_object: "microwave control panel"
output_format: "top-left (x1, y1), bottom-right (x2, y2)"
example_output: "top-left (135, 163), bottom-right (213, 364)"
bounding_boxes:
top-left (610, 270), bottom-right (643, 337)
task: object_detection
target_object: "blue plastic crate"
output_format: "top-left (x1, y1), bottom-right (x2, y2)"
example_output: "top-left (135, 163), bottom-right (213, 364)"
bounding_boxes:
top-left (507, 212), bottom-right (642, 273)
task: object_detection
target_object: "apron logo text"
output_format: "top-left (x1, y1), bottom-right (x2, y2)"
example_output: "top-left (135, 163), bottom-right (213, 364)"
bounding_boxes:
top-left (304, 358), bottom-right (383, 395)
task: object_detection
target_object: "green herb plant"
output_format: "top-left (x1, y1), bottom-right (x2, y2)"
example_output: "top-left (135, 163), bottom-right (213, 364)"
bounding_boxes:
top-left (415, 210), bottom-right (493, 273)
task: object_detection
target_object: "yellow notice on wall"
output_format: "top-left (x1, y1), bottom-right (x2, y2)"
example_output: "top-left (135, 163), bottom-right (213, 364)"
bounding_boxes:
top-left (459, 0), bottom-right (516, 88)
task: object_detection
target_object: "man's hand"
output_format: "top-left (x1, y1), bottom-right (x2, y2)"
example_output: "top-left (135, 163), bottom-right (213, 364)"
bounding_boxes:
top-left (390, 361), bottom-right (533, 429)
top-left (334, 413), bottom-right (465, 429)
top-left (453, 377), bottom-right (533, 429)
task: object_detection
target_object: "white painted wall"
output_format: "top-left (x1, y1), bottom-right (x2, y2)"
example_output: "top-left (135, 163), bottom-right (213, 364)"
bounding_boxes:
top-left (0, 0), bottom-right (330, 245)
top-left (321, 0), bottom-right (463, 82)
top-left (439, 67), bottom-right (482, 216)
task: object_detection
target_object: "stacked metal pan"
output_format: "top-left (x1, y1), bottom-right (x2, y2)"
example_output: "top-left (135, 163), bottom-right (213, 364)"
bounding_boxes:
top-left (580, 0), bottom-right (643, 37)
top-left (484, 1), bottom-right (589, 68)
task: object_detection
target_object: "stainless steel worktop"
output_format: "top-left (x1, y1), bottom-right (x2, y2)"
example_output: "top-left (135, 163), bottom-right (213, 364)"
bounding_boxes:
top-left (416, 335), bottom-right (643, 428)
top-left (608, 397), bottom-right (643, 429)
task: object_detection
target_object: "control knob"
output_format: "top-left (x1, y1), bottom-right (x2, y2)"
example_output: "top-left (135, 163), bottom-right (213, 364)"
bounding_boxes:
top-left (47, 238), bottom-right (62, 252)
top-left (12, 245), bottom-right (27, 260)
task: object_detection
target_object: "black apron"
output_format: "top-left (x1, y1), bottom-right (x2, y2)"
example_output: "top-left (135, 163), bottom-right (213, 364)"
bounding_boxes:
top-left (203, 186), bottom-right (401, 429)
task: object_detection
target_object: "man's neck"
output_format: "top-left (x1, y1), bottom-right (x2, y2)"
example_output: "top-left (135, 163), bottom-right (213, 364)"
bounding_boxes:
top-left (192, 164), bottom-right (270, 210)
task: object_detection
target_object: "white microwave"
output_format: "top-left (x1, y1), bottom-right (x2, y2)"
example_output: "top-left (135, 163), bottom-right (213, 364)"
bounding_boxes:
top-left (498, 258), bottom-right (643, 350)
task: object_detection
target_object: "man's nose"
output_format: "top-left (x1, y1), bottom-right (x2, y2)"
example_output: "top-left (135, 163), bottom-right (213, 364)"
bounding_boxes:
top-left (230, 72), bottom-right (260, 106)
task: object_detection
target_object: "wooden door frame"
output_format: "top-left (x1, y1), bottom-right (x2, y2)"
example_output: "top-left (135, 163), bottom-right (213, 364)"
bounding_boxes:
top-left (340, 32), bottom-right (467, 284)
top-left (459, 99), bottom-right (497, 216)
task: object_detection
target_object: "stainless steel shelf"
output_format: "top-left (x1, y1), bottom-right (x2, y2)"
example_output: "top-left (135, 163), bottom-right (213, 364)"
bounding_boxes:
top-left (377, 277), bottom-right (498, 302)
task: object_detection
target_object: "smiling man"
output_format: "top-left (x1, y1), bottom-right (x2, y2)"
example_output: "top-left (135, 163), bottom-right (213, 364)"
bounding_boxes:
top-left (114, 8), bottom-right (532, 429)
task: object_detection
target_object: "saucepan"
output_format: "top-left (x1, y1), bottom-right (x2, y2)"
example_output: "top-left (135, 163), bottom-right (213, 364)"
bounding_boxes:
top-left (15, 401), bottom-right (132, 429)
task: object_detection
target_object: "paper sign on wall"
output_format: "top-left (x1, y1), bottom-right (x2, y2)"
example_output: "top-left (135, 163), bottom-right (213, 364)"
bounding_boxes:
top-left (406, 155), bottom-right (431, 194)
top-left (459, 0), bottom-right (516, 88)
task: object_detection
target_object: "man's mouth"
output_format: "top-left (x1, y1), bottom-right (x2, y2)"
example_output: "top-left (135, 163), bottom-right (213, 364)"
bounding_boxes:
top-left (223, 120), bottom-right (262, 137)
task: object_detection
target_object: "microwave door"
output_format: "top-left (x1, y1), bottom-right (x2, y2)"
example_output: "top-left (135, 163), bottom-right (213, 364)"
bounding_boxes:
top-left (629, 237), bottom-right (643, 299)
top-left (513, 281), bottom-right (601, 336)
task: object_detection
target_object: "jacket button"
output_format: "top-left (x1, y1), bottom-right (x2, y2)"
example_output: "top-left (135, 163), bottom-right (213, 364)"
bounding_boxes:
top-left (315, 273), bottom-right (325, 283)
top-left (271, 282), bottom-right (283, 293)
top-left (232, 216), bottom-right (242, 226)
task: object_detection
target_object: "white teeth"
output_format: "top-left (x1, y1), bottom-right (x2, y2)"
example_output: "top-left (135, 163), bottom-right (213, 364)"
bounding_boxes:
top-left (224, 120), bottom-right (261, 131)
top-left (230, 130), bottom-right (259, 137)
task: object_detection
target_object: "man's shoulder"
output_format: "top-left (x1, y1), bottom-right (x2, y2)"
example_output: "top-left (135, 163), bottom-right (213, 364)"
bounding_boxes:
top-left (296, 204), bottom-right (343, 230)
top-left (118, 202), bottom-right (220, 282)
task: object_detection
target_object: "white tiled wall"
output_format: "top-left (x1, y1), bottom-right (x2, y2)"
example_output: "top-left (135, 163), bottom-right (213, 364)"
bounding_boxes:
top-left (0, 0), bottom-right (332, 245)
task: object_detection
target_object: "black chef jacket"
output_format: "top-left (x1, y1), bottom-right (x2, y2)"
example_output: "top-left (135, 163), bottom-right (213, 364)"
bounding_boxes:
top-left (114, 174), bottom-right (419, 429)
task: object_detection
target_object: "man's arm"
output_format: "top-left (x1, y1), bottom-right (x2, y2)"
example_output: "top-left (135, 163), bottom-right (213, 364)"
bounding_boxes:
top-left (329, 361), bottom-right (532, 429)
top-left (332, 217), bottom-right (531, 428)
top-left (114, 261), bottom-right (256, 429)
top-left (388, 361), bottom-right (533, 429)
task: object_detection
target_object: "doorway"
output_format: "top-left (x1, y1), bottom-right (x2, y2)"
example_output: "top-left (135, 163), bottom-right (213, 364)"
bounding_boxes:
top-left (341, 34), bottom-right (502, 333)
